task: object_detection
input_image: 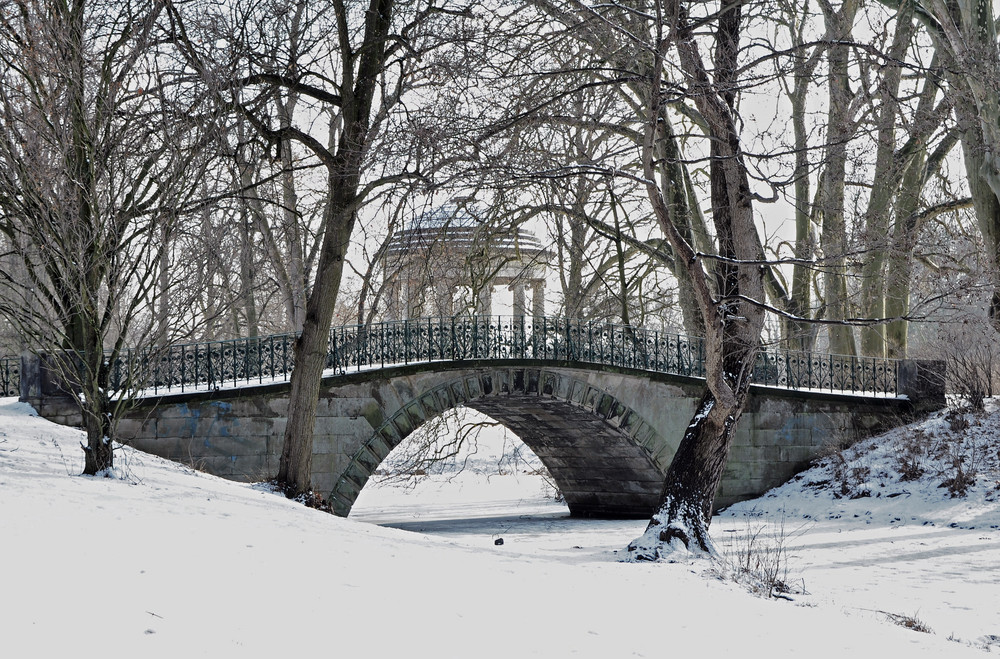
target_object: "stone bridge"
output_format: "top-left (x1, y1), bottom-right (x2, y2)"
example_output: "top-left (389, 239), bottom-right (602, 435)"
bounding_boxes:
top-left (15, 317), bottom-right (945, 518)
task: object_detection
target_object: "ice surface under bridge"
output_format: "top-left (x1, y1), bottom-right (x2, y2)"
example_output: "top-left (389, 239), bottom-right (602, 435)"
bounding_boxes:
top-left (16, 316), bottom-right (945, 517)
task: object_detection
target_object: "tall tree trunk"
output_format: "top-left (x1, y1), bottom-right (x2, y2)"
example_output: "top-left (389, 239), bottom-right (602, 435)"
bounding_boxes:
top-left (818, 0), bottom-right (858, 357)
top-left (883, 64), bottom-right (956, 358)
top-left (233, 125), bottom-right (302, 333)
top-left (239, 210), bottom-right (261, 337)
top-left (912, 0), bottom-right (1000, 324)
top-left (278, 0), bottom-right (395, 497)
top-left (278, 184), bottom-right (356, 491)
top-left (884, 154), bottom-right (925, 357)
top-left (65, 0), bottom-right (113, 475)
top-left (859, 4), bottom-right (913, 357)
top-left (156, 221), bottom-right (172, 345)
top-left (787, 42), bottom-right (818, 351)
top-left (654, 110), bottom-right (709, 337)
top-left (277, 88), bottom-right (308, 332)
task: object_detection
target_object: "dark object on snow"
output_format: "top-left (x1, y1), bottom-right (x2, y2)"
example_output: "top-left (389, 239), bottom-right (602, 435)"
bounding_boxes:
top-left (494, 538), bottom-right (504, 546)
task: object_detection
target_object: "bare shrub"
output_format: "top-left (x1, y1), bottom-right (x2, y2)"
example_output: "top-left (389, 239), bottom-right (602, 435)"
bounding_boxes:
top-left (880, 611), bottom-right (933, 634)
top-left (815, 414), bottom-right (893, 499)
top-left (826, 448), bottom-right (874, 499)
top-left (933, 323), bottom-right (1000, 411)
top-left (933, 430), bottom-right (987, 497)
top-left (896, 428), bottom-right (930, 481)
top-left (714, 512), bottom-right (806, 599)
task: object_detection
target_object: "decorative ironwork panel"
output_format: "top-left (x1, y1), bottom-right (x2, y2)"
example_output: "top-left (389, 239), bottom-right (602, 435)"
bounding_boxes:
top-left (753, 348), bottom-right (898, 395)
top-left (1, 357), bottom-right (19, 397)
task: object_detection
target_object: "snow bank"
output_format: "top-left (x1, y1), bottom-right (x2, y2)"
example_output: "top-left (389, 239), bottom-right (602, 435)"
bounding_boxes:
top-left (0, 397), bottom-right (994, 657)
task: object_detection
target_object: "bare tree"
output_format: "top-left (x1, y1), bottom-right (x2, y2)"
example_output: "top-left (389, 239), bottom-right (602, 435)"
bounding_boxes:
top-left (900, 0), bottom-right (1000, 327)
top-left (0, 0), bottom-right (209, 473)
top-left (171, 0), bottom-right (482, 497)
top-left (506, 0), bottom-right (767, 554)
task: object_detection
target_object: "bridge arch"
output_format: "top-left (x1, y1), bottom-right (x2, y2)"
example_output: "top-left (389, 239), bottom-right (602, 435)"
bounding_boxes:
top-left (330, 367), bottom-right (678, 518)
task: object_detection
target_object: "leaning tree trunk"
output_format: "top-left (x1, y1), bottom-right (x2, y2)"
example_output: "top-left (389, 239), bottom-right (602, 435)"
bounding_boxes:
top-left (627, 381), bottom-right (752, 556)
top-left (625, 0), bottom-right (766, 558)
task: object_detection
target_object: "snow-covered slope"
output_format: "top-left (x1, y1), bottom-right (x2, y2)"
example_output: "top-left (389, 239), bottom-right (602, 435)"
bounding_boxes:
top-left (0, 397), bottom-right (995, 657)
top-left (717, 401), bottom-right (1000, 650)
top-left (723, 401), bottom-right (1000, 529)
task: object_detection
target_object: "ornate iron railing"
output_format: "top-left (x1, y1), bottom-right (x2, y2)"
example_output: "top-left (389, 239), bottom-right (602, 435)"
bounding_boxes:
top-left (3, 316), bottom-right (901, 397)
top-left (1, 356), bottom-right (18, 397)
top-left (109, 332), bottom-right (299, 394)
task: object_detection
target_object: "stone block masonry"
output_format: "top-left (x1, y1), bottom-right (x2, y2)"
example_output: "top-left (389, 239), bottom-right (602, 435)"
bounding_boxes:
top-left (93, 361), bottom-right (922, 518)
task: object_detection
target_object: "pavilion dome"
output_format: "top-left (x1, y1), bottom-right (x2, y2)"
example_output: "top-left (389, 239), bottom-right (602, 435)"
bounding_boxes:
top-left (386, 200), bottom-right (548, 258)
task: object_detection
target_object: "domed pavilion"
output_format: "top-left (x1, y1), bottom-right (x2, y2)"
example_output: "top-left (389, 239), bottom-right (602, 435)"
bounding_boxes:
top-left (381, 199), bottom-right (550, 320)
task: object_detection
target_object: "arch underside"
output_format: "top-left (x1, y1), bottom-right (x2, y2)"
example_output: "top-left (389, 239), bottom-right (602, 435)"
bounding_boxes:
top-left (331, 368), bottom-right (672, 519)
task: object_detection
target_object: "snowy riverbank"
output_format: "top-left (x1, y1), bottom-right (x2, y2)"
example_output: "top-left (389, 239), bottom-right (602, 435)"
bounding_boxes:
top-left (1, 397), bottom-right (996, 656)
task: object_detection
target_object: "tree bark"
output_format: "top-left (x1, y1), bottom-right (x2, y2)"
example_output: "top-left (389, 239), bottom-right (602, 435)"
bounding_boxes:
top-left (859, 5), bottom-right (913, 358)
top-left (627, 389), bottom-right (747, 556)
top-left (786, 32), bottom-right (819, 351)
top-left (277, 0), bottom-right (395, 497)
top-left (65, 0), bottom-right (114, 475)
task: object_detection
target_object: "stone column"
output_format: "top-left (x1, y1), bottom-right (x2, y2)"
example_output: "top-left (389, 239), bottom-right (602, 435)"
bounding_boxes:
top-left (511, 282), bottom-right (526, 317)
top-left (384, 277), bottom-right (402, 322)
top-left (406, 279), bottom-right (424, 319)
top-left (435, 281), bottom-right (453, 318)
top-left (531, 280), bottom-right (545, 319)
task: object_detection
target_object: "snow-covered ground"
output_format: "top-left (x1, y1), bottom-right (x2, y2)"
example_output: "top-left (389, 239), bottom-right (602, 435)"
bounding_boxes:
top-left (2, 396), bottom-right (997, 657)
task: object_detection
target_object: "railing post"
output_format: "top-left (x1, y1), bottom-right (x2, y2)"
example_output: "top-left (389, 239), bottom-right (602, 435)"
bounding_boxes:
top-left (207, 341), bottom-right (214, 389)
top-left (405, 319), bottom-right (411, 364)
top-left (328, 332), bottom-right (347, 372)
top-left (449, 316), bottom-right (456, 361)
top-left (152, 346), bottom-right (160, 394)
top-left (267, 335), bottom-right (274, 381)
top-left (611, 324), bottom-right (617, 366)
top-left (545, 316), bottom-right (550, 359)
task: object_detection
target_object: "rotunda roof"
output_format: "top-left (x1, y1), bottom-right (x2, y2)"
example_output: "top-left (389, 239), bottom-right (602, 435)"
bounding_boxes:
top-left (385, 200), bottom-right (549, 260)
